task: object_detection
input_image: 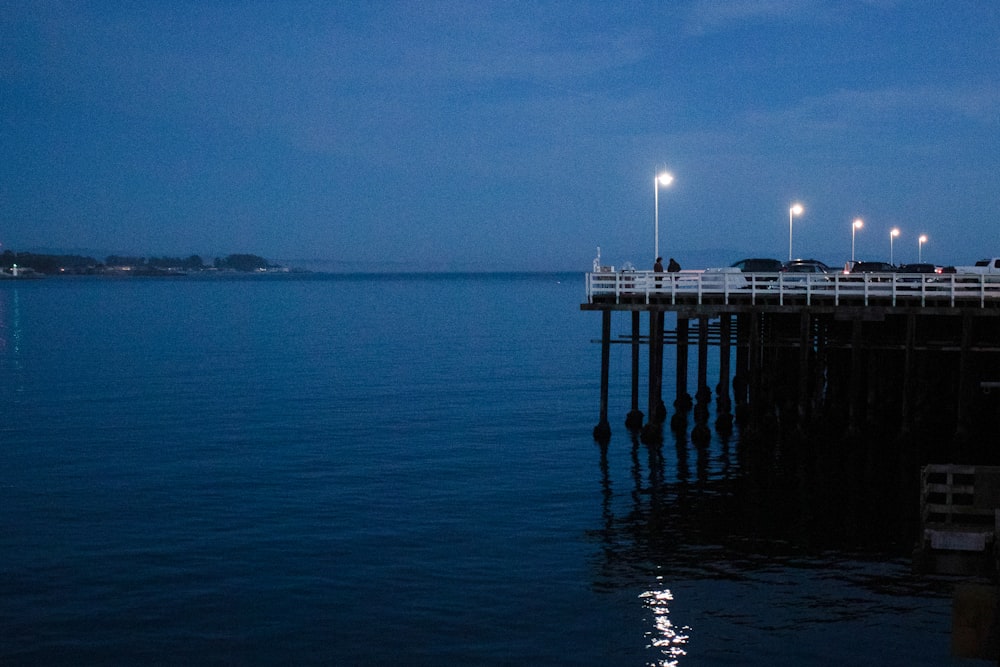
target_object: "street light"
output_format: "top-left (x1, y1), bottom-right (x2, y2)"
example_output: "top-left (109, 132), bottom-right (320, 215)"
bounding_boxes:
top-left (918, 234), bottom-right (928, 262)
top-left (788, 203), bottom-right (803, 261)
top-left (654, 171), bottom-right (673, 261)
top-left (890, 228), bottom-right (900, 265)
top-left (852, 218), bottom-right (864, 262)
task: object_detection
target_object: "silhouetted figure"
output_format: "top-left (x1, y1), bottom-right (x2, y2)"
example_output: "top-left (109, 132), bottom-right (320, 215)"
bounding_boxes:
top-left (667, 258), bottom-right (681, 272)
top-left (654, 257), bottom-right (664, 273)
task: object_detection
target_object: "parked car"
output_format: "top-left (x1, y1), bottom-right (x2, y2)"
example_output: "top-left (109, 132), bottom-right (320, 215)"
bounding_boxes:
top-left (846, 260), bottom-right (896, 283)
top-left (896, 263), bottom-right (938, 274)
top-left (781, 259), bottom-right (830, 273)
top-left (849, 261), bottom-right (895, 273)
top-left (776, 259), bottom-right (830, 288)
top-left (731, 258), bottom-right (783, 273)
top-left (955, 258), bottom-right (1000, 276)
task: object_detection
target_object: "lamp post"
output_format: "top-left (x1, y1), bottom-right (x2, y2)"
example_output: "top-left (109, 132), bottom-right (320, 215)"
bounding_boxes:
top-left (654, 171), bottom-right (673, 261)
top-left (890, 228), bottom-right (900, 265)
top-left (788, 203), bottom-right (803, 261)
top-left (852, 218), bottom-right (864, 262)
top-left (918, 234), bottom-right (927, 262)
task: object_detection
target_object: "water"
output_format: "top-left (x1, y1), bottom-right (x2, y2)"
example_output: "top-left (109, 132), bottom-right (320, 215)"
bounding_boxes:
top-left (0, 273), bottom-right (970, 665)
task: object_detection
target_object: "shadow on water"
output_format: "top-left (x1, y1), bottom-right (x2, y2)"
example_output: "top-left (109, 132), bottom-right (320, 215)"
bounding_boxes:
top-left (589, 412), bottom-right (983, 664)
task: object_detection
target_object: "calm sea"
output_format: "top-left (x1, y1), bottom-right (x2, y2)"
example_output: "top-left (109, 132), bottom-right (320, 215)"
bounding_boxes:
top-left (0, 273), bottom-right (964, 665)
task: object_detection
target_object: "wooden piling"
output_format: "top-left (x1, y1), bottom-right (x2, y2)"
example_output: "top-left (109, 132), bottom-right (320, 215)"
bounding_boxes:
top-left (593, 309), bottom-right (612, 442)
top-left (626, 311), bottom-right (644, 430)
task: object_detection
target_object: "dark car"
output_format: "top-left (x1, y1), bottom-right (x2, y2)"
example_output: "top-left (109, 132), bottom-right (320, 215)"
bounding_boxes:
top-left (847, 261), bottom-right (896, 283)
top-left (896, 263), bottom-right (938, 274)
top-left (850, 261), bottom-right (895, 274)
top-left (896, 263), bottom-right (941, 286)
top-left (781, 259), bottom-right (830, 273)
top-left (731, 258), bottom-right (783, 273)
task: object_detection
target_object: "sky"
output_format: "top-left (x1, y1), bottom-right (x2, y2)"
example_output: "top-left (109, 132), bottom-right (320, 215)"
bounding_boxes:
top-left (2, 1), bottom-right (998, 272)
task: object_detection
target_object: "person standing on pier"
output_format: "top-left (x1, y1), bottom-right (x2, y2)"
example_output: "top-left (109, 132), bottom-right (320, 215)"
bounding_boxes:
top-left (654, 257), bottom-right (664, 273)
top-left (668, 257), bottom-right (681, 273)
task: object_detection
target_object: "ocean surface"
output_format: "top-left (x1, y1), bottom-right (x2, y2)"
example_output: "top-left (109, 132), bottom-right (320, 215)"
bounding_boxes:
top-left (0, 273), bottom-right (973, 665)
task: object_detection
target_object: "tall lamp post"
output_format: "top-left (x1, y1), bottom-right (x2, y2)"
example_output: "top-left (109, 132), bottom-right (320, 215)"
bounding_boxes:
top-left (890, 228), bottom-right (900, 265)
top-left (788, 203), bottom-right (803, 261)
top-left (654, 171), bottom-right (674, 261)
top-left (918, 234), bottom-right (928, 262)
top-left (852, 218), bottom-right (864, 262)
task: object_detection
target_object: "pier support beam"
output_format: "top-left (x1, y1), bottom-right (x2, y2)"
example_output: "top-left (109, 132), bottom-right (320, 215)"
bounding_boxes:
top-left (625, 311), bottom-right (644, 430)
top-left (798, 311), bottom-right (811, 421)
top-left (747, 312), bottom-right (762, 426)
top-left (676, 316), bottom-right (691, 412)
top-left (646, 311), bottom-right (666, 424)
top-left (900, 313), bottom-right (916, 436)
top-left (848, 319), bottom-right (863, 435)
top-left (642, 310), bottom-right (666, 443)
top-left (716, 314), bottom-right (733, 432)
top-left (593, 309), bottom-right (612, 443)
top-left (692, 316), bottom-right (711, 442)
top-left (956, 313), bottom-right (974, 442)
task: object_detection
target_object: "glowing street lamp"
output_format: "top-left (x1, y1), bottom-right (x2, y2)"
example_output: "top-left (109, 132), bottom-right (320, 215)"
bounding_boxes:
top-left (890, 228), bottom-right (900, 266)
top-left (851, 218), bottom-right (864, 262)
top-left (654, 171), bottom-right (674, 261)
top-left (918, 234), bottom-right (928, 262)
top-left (788, 203), bottom-right (804, 261)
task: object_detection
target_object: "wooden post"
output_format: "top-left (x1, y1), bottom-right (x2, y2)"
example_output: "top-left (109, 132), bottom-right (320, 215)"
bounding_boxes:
top-left (849, 318), bottom-right (863, 435)
top-left (798, 311), bottom-right (811, 420)
top-left (735, 314), bottom-right (748, 402)
top-left (956, 312), bottom-right (974, 440)
top-left (697, 316), bottom-right (709, 398)
top-left (676, 316), bottom-right (691, 412)
top-left (748, 311), bottom-right (761, 422)
top-left (626, 310), bottom-right (644, 429)
top-left (647, 310), bottom-right (664, 424)
top-left (718, 314), bottom-right (732, 403)
top-left (593, 309), bottom-right (612, 442)
top-left (900, 313), bottom-right (916, 436)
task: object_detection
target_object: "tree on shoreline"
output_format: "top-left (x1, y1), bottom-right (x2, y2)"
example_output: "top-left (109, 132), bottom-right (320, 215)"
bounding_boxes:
top-left (2, 249), bottom-right (279, 274)
top-left (213, 254), bottom-right (272, 272)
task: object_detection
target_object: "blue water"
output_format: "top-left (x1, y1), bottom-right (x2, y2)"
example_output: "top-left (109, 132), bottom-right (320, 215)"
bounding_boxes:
top-left (0, 274), bottom-right (969, 665)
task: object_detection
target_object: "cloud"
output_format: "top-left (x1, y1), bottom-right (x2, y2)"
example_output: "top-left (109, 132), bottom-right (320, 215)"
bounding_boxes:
top-left (683, 0), bottom-right (815, 35)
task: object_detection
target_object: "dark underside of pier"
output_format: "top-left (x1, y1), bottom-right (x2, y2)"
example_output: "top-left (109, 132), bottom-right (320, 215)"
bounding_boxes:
top-left (583, 297), bottom-right (1000, 464)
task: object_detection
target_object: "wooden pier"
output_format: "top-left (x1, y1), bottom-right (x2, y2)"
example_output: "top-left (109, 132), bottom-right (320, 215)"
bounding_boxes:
top-left (582, 270), bottom-right (1000, 448)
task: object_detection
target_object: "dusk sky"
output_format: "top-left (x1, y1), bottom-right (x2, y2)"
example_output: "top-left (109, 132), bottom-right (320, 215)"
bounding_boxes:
top-left (3, 2), bottom-right (998, 271)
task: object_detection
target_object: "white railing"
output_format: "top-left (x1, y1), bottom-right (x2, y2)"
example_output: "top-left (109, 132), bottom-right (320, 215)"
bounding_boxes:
top-left (585, 270), bottom-right (1000, 308)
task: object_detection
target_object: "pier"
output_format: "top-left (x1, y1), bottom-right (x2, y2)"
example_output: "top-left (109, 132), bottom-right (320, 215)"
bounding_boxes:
top-left (582, 270), bottom-right (1000, 449)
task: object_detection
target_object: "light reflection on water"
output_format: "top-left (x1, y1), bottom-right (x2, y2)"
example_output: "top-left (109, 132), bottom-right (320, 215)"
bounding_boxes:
top-left (640, 575), bottom-right (689, 667)
top-left (592, 394), bottom-right (960, 664)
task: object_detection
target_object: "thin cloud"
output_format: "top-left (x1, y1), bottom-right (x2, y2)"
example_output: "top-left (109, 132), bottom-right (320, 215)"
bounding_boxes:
top-left (683, 0), bottom-right (815, 35)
